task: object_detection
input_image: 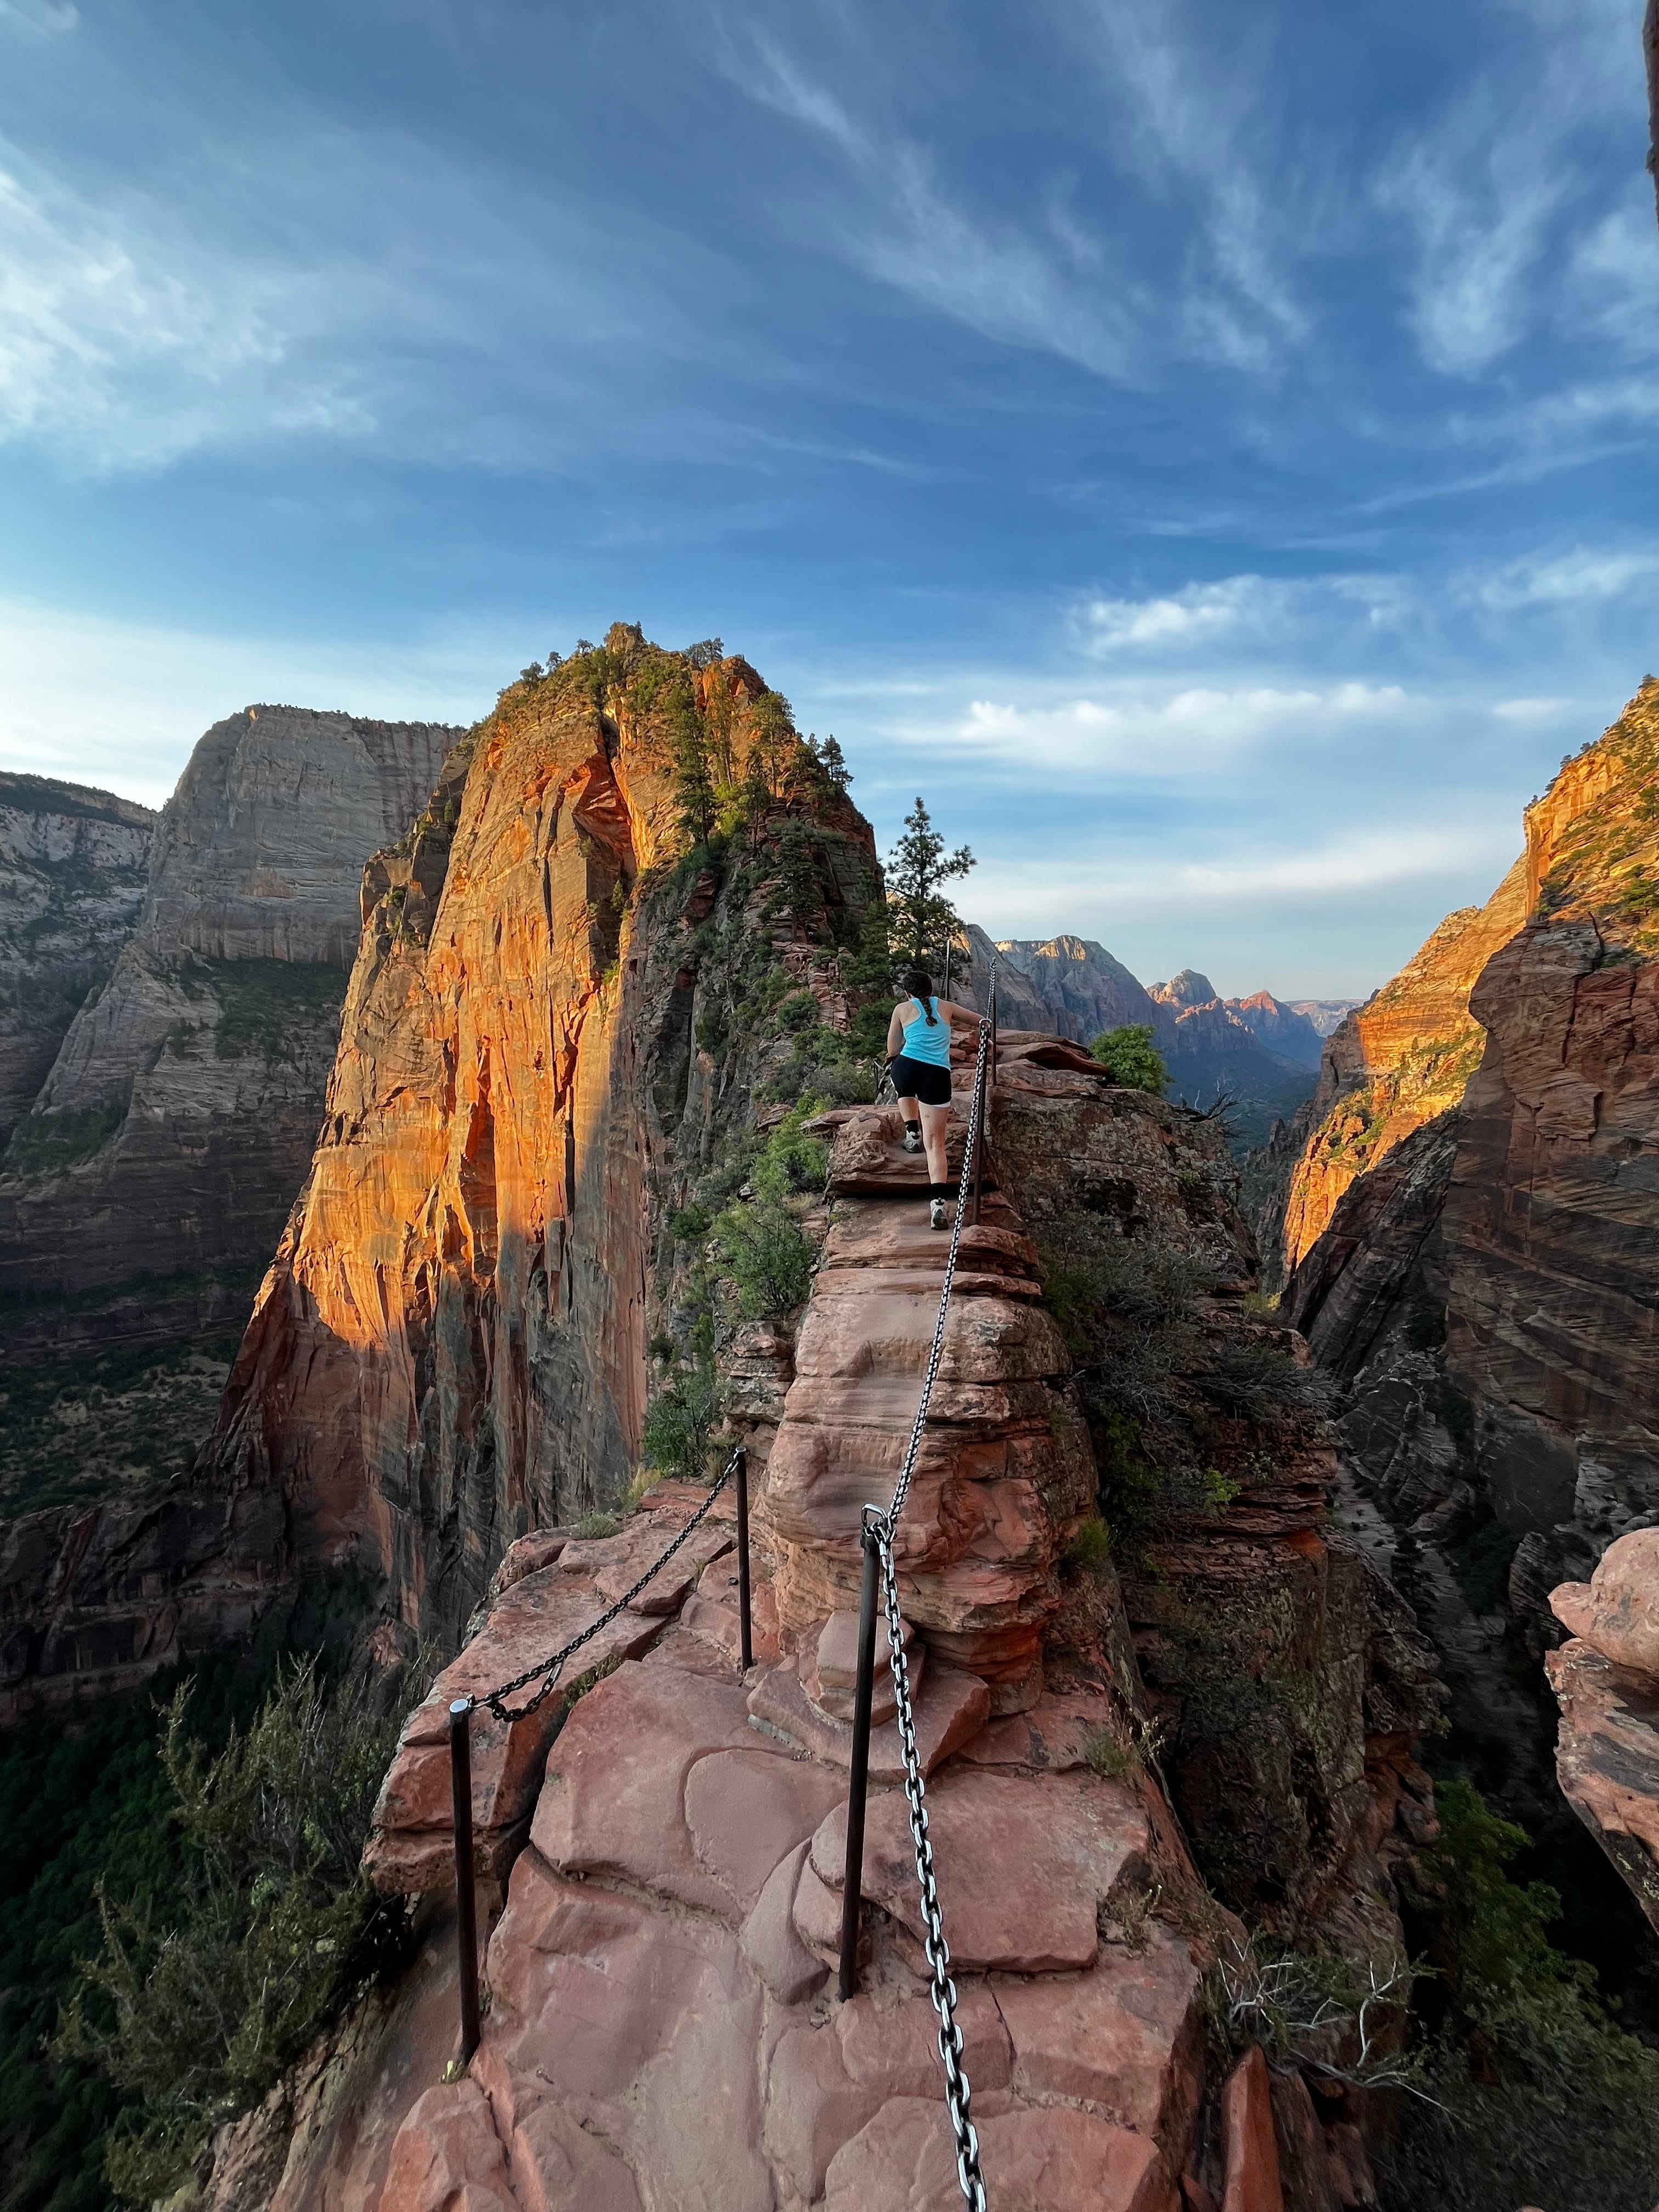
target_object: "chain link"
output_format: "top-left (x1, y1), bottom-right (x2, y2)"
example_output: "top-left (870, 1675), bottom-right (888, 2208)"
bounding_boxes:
top-left (853, 1017), bottom-right (992, 2208)
top-left (479, 1447), bottom-right (743, 1723)
top-left (874, 1522), bottom-right (988, 2210)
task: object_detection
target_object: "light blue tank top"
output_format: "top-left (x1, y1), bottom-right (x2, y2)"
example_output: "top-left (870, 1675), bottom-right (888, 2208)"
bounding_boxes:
top-left (900, 997), bottom-right (950, 1066)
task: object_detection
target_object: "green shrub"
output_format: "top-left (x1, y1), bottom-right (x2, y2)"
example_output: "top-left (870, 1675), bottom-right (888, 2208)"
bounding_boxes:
top-left (715, 1200), bottom-right (813, 1318)
top-left (1193, 1338), bottom-right (1332, 1420)
top-left (1376, 1778), bottom-right (1659, 2211)
top-left (1062, 1517), bottom-right (1113, 1575)
top-left (572, 1511), bottom-right (621, 1539)
top-left (1090, 1024), bottom-right (1167, 1094)
top-left (640, 1357), bottom-right (721, 1481)
top-left (57, 1656), bottom-right (428, 2200)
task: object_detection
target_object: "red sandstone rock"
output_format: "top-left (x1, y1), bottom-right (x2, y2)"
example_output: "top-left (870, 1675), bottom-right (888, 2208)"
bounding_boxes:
top-left (1550, 1528), bottom-right (1659, 1675)
top-left (1221, 2046), bottom-right (1284, 2212)
top-left (748, 1655), bottom-right (990, 1782)
top-left (1545, 1635), bottom-right (1659, 1934)
top-left (810, 1767), bottom-right (1150, 1973)
top-left (996, 1925), bottom-right (1204, 2149)
top-left (532, 1652), bottom-right (842, 1921)
top-left (379, 2081), bottom-right (516, 2212)
top-left (365, 1567), bottom-right (663, 1894)
top-left (471, 1855), bottom-right (773, 2212)
top-left (823, 2098), bottom-right (1177, 2211)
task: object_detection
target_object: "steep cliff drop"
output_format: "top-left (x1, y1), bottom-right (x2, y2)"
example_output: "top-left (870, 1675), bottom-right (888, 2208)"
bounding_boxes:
top-left (1282, 679), bottom-right (1659, 1944)
top-left (0, 708), bottom-right (459, 1718)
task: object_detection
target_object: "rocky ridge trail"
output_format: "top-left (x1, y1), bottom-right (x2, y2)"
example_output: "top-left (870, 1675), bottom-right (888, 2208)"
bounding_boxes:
top-left (301, 1072), bottom-right (1220, 2212)
top-left (206, 1030), bottom-right (1435, 2212)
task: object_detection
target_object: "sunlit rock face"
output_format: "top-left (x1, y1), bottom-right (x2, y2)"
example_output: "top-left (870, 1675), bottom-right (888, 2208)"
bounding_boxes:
top-left (0, 773), bottom-right (154, 1150)
top-left (197, 633), bottom-right (878, 1652)
top-left (0, 707), bottom-right (460, 1360)
top-left (1273, 857), bottom-right (1530, 1282)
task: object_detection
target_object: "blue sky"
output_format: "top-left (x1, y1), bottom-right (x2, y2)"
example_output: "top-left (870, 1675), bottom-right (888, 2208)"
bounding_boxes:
top-left (1, 0), bottom-right (1655, 995)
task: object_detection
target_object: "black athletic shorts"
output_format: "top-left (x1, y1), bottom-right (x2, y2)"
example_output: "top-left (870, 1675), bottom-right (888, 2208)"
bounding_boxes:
top-left (889, 1053), bottom-right (952, 1107)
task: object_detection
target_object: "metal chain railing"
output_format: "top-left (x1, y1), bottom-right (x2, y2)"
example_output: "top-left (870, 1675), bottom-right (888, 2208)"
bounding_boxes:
top-left (475, 1444), bottom-right (746, 1723)
top-left (444, 1444), bottom-right (750, 2070)
top-left (843, 1015), bottom-right (993, 2209)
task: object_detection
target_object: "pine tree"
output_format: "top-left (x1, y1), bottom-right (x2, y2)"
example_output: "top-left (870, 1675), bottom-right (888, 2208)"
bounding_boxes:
top-left (807, 735), bottom-right (852, 792)
top-left (749, 691), bottom-right (796, 797)
top-left (667, 679), bottom-right (716, 849)
top-left (885, 797), bottom-right (975, 970)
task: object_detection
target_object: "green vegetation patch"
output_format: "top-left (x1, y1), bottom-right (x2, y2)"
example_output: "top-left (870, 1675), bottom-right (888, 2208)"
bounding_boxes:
top-left (56, 1656), bottom-right (430, 2204)
top-left (200, 958), bottom-right (347, 1061)
top-left (3, 1094), bottom-right (131, 1177)
top-left (0, 1341), bottom-right (239, 1516)
top-left (1090, 1024), bottom-right (1168, 1095)
top-left (1378, 1779), bottom-right (1659, 2211)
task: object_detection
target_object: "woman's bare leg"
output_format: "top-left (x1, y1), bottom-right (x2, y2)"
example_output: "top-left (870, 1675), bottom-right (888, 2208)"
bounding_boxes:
top-left (897, 1092), bottom-right (919, 1122)
top-left (921, 1099), bottom-right (952, 1198)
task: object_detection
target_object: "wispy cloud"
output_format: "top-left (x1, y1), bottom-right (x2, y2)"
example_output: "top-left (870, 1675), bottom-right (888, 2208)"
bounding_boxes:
top-left (1474, 545), bottom-right (1659, 611)
top-left (903, 680), bottom-right (1416, 778)
top-left (0, 0), bottom-right (77, 36)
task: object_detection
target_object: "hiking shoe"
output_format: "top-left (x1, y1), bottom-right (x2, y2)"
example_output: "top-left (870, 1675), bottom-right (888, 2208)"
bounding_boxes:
top-left (929, 1198), bottom-right (947, 1230)
top-left (902, 1127), bottom-right (923, 1153)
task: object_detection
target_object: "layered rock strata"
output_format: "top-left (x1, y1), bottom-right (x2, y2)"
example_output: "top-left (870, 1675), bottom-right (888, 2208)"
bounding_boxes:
top-left (0, 772), bottom-right (154, 1150)
top-left (191, 639), bottom-right (876, 1661)
top-left (1280, 682), bottom-right (1659, 1870)
top-left (1265, 856), bottom-right (1529, 1284)
top-left (0, 708), bottom-right (459, 1359)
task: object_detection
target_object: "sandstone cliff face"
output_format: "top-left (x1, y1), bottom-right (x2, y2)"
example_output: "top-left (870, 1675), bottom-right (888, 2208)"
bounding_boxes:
top-left (1271, 857), bottom-right (1530, 1283)
top-left (0, 709), bottom-right (459, 1360)
top-left (985, 933), bottom-right (1160, 1040)
top-left (1549, 1530), bottom-right (1659, 1937)
top-left (0, 774), bottom-right (154, 1148)
top-left (191, 633), bottom-right (877, 1661)
top-left (1443, 687), bottom-right (1659, 1554)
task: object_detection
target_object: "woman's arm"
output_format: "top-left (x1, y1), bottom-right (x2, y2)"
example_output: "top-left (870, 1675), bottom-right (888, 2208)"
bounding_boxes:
top-left (886, 1002), bottom-right (907, 1058)
top-left (940, 999), bottom-right (982, 1028)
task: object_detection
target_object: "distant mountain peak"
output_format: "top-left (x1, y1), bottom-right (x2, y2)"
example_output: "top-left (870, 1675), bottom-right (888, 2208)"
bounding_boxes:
top-left (1150, 968), bottom-right (1218, 1008)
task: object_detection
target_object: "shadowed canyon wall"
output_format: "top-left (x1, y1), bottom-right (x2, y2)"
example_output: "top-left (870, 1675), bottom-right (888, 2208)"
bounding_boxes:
top-left (0, 709), bottom-right (460, 1365)
top-left (1283, 681), bottom-right (1659, 1948)
top-left (0, 773), bottom-right (155, 1149)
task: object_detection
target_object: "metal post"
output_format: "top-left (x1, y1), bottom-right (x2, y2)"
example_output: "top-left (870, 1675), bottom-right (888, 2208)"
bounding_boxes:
top-left (450, 1697), bottom-right (482, 2067)
top-left (735, 1446), bottom-right (753, 1672)
top-left (989, 977), bottom-right (997, 1090)
top-left (839, 1516), bottom-right (882, 2001)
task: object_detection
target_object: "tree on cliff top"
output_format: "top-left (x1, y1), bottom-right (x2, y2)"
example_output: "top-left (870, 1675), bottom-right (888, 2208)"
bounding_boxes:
top-left (885, 797), bottom-right (975, 970)
top-left (1091, 1024), bottom-right (1167, 1096)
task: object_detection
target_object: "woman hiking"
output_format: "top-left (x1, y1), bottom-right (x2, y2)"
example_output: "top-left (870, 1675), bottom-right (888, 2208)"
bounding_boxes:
top-left (885, 967), bottom-right (978, 1229)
